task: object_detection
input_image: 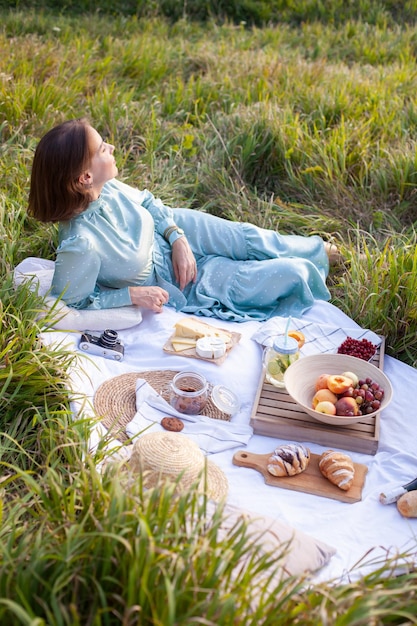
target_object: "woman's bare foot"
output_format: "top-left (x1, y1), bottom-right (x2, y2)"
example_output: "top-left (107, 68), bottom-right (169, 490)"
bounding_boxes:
top-left (324, 242), bottom-right (343, 266)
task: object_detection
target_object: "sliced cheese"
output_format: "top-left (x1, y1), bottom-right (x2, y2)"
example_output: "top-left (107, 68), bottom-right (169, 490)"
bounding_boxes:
top-left (196, 337), bottom-right (226, 359)
top-left (172, 341), bottom-right (195, 352)
top-left (171, 337), bottom-right (197, 346)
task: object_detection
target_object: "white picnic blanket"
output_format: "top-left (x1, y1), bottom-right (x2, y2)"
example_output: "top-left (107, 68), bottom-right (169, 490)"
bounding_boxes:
top-left (34, 262), bottom-right (416, 585)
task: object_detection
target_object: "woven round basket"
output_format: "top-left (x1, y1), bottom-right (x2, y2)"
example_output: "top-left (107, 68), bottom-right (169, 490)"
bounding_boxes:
top-left (94, 370), bottom-right (230, 443)
top-left (130, 431), bottom-right (228, 502)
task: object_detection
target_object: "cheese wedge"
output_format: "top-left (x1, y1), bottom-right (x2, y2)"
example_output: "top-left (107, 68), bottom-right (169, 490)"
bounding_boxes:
top-left (174, 317), bottom-right (209, 339)
top-left (174, 317), bottom-right (231, 345)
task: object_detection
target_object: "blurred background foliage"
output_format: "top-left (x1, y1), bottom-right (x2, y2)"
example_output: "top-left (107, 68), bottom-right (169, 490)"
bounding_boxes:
top-left (1, 0), bottom-right (417, 27)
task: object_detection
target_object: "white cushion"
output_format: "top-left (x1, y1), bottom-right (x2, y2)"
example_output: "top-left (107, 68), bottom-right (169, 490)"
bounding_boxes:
top-left (208, 501), bottom-right (336, 580)
top-left (13, 257), bottom-right (142, 331)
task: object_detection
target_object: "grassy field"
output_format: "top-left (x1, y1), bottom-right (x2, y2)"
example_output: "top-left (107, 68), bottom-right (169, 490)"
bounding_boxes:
top-left (2, 3), bottom-right (417, 623)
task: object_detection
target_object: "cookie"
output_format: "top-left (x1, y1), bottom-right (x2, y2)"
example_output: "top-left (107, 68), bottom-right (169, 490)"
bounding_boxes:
top-left (161, 417), bottom-right (184, 432)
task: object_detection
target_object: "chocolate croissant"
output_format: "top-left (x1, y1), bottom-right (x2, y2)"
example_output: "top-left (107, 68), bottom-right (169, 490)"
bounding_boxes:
top-left (267, 443), bottom-right (310, 477)
top-left (318, 450), bottom-right (355, 491)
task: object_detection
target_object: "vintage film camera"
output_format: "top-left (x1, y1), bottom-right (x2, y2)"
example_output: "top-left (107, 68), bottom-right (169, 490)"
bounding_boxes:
top-left (79, 329), bottom-right (124, 361)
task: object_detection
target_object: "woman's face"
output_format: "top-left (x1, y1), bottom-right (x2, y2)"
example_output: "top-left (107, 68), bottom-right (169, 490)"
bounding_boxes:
top-left (84, 126), bottom-right (118, 192)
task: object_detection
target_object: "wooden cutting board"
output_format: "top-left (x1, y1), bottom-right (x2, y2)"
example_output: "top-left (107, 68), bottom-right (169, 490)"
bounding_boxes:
top-left (232, 450), bottom-right (368, 503)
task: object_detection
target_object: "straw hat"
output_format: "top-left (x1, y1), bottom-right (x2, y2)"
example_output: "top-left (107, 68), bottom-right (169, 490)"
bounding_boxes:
top-left (130, 431), bottom-right (228, 502)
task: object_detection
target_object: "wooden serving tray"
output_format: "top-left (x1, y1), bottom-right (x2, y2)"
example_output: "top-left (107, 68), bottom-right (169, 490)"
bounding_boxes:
top-left (233, 450), bottom-right (368, 503)
top-left (250, 338), bottom-right (385, 455)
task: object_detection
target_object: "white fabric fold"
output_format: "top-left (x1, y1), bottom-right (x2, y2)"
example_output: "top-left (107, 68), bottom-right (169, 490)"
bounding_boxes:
top-left (126, 379), bottom-right (253, 454)
top-left (251, 315), bottom-right (382, 356)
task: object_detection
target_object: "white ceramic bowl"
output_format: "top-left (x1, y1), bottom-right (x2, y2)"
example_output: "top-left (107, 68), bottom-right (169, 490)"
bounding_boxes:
top-left (283, 354), bottom-right (393, 426)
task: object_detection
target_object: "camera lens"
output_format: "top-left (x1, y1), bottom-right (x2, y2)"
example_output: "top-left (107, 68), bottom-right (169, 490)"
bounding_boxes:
top-left (99, 329), bottom-right (118, 348)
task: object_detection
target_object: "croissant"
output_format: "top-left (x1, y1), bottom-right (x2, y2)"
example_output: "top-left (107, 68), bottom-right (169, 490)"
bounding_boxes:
top-left (318, 450), bottom-right (355, 491)
top-left (267, 443), bottom-right (310, 477)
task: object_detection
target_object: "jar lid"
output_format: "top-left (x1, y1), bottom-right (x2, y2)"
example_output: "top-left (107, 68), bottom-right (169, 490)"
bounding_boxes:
top-left (211, 385), bottom-right (240, 415)
top-left (272, 335), bottom-right (299, 354)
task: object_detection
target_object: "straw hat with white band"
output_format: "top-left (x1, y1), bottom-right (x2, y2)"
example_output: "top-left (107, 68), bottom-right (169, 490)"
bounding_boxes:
top-left (129, 431), bottom-right (228, 502)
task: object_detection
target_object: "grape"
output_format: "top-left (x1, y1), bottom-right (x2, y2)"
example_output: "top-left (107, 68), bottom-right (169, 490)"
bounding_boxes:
top-left (355, 378), bottom-right (385, 414)
top-left (365, 390), bottom-right (374, 403)
top-left (341, 375), bottom-right (385, 414)
top-left (337, 337), bottom-right (377, 361)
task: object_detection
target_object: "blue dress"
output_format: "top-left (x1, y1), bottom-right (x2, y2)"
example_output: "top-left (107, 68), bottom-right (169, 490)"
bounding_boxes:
top-left (52, 179), bottom-right (330, 322)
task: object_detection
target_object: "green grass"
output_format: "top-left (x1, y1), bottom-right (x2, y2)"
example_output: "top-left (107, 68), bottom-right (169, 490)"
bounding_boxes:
top-left (3, 9), bottom-right (417, 360)
top-left (2, 4), bottom-right (417, 623)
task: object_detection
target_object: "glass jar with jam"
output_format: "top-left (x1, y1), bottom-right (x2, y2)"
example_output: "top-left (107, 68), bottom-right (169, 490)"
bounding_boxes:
top-left (168, 371), bottom-right (209, 415)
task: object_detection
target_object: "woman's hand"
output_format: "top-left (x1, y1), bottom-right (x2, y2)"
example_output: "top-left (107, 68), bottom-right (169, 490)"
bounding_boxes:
top-left (128, 286), bottom-right (169, 313)
top-left (171, 236), bottom-right (197, 290)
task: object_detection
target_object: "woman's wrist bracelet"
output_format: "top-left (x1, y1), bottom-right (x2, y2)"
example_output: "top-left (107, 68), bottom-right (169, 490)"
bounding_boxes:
top-left (163, 225), bottom-right (177, 240)
top-left (164, 225), bottom-right (185, 245)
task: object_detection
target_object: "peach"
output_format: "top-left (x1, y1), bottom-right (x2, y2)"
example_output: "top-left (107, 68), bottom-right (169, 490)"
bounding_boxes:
top-left (327, 374), bottom-right (353, 395)
top-left (314, 401), bottom-right (337, 415)
top-left (315, 373), bottom-right (331, 392)
top-left (335, 397), bottom-right (360, 417)
top-left (312, 388), bottom-right (338, 408)
top-left (342, 371), bottom-right (359, 388)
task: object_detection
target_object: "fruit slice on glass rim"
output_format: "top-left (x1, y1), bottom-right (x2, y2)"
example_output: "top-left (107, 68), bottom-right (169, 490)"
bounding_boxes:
top-left (287, 330), bottom-right (305, 349)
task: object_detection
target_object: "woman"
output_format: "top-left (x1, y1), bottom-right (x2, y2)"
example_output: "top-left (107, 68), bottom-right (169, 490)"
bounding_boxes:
top-left (28, 118), bottom-right (334, 322)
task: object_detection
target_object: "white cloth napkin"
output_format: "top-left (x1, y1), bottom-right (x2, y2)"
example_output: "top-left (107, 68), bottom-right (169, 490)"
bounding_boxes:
top-left (125, 379), bottom-right (253, 454)
top-left (251, 315), bottom-right (382, 355)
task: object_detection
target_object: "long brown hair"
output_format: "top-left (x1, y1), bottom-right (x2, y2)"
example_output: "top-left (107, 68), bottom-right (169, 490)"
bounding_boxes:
top-left (28, 118), bottom-right (94, 223)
